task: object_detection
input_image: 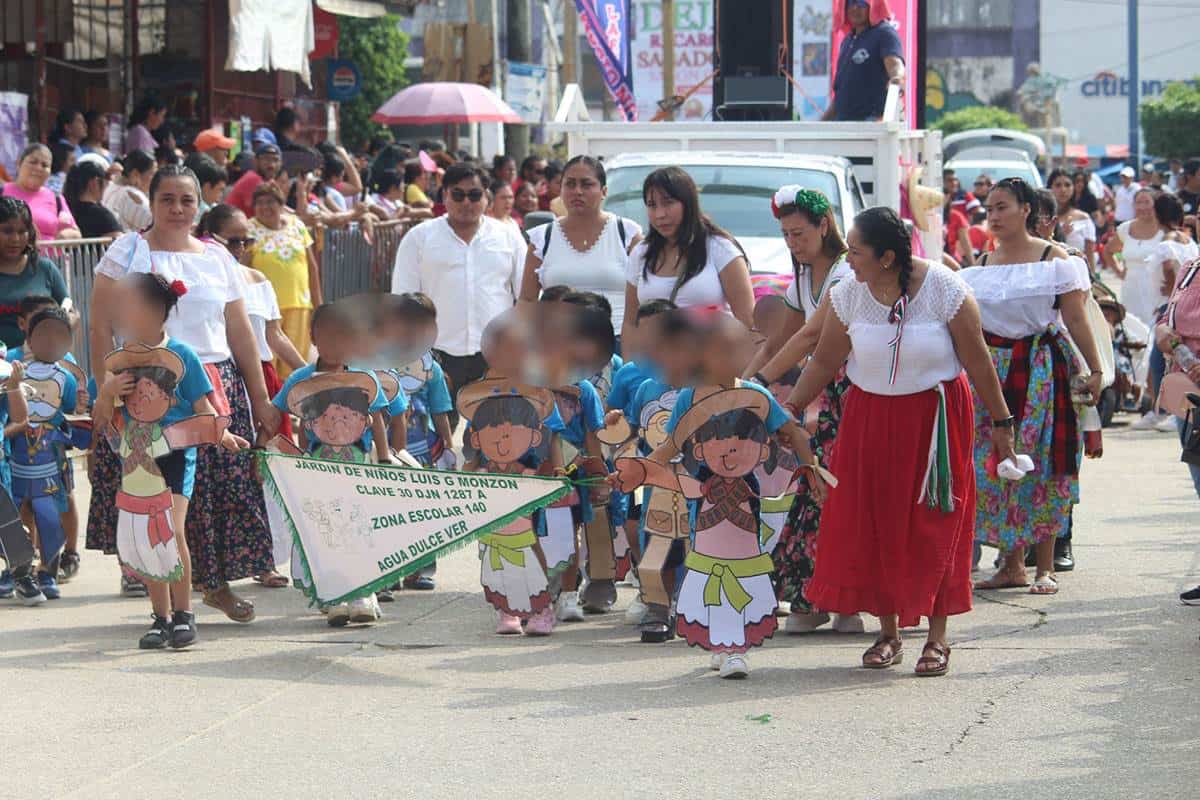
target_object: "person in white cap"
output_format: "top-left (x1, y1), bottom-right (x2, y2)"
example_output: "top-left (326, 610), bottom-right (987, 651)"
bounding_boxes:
top-left (1114, 165), bottom-right (1141, 224)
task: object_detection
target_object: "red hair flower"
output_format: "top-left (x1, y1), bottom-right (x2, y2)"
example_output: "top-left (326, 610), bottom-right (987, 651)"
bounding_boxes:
top-left (169, 280), bottom-right (188, 297)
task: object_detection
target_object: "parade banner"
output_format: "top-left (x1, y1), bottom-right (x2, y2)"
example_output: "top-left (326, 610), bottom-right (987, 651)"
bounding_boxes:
top-left (575, 0), bottom-right (637, 121)
top-left (259, 453), bottom-right (571, 606)
top-left (792, 2), bottom-right (834, 120)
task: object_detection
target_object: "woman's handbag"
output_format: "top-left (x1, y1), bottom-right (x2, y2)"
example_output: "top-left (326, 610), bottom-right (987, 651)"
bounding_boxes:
top-left (1181, 393), bottom-right (1200, 466)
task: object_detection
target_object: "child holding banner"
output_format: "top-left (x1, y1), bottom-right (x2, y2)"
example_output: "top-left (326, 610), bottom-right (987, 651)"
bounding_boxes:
top-left (93, 273), bottom-right (249, 649)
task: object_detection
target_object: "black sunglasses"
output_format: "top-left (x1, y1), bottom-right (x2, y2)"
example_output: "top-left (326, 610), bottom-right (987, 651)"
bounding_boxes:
top-left (213, 233), bottom-right (256, 249)
top-left (450, 188), bottom-right (485, 203)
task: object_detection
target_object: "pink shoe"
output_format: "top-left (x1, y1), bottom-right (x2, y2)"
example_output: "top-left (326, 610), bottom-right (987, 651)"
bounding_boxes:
top-left (524, 607), bottom-right (556, 636)
top-left (495, 612), bottom-right (523, 635)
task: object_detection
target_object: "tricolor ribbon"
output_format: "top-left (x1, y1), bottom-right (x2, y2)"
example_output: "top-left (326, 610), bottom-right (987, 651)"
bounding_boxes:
top-left (917, 383), bottom-right (955, 513)
top-left (887, 295), bottom-right (908, 386)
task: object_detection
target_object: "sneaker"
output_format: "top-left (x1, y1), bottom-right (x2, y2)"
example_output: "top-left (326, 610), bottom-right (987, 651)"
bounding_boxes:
top-left (326, 603), bottom-right (351, 627)
top-left (37, 570), bottom-right (61, 600)
top-left (624, 595), bottom-right (648, 625)
top-left (376, 589), bottom-right (395, 603)
top-left (719, 654), bottom-right (750, 679)
top-left (1156, 414), bottom-right (1181, 433)
top-left (580, 578), bottom-right (617, 613)
top-left (1181, 586), bottom-right (1200, 606)
top-left (170, 610), bottom-right (198, 649)
top-left (832, 613), bottom-right (866, 634)
top-left (349, 595), bottom-right (381, 624)
top-left (555, 591), bottom-right (585, 622)
top-left (138, 615), bottom-right (172, 649)
top-left (403, 575), bottom-right (436, 590)
top-left (1131, 411), bottom-right (1162, 431)
top-left (525, 606), bottom-right (556, 636)
top-left (1053, 538), bottom-right (1075, 572)
top-left (0, 569), bottom-right (14, 599)
top-left (785, 611), bottom-right (830, 634)
top-left (709, 652), bottom-right (727, 671)
top-left (14, 574), bottom-right (46, 606)
top-left (58, 550), bottom-right (80, 582)
top-left (495, 611), bottom-right (523, 634)
top-left (120, 573), bottom-right (148, 598)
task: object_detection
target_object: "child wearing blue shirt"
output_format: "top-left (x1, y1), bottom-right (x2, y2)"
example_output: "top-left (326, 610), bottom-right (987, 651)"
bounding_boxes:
top-left (0, 353), bottom-right (37, 604)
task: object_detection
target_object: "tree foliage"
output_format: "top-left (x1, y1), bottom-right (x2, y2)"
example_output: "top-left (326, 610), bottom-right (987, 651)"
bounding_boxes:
top-left (337, 16), bottom-right (409, 150)
top-left (1141, 80), bottom-right (1200, 160)
top-left (931, 106), bottom-right (1028, 136)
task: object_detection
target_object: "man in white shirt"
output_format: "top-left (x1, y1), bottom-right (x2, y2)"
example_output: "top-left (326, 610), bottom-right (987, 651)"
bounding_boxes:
top-left (1113, 166), bottom-right (1141, 224)
top-left (391, 162), bottom-right (526, 408)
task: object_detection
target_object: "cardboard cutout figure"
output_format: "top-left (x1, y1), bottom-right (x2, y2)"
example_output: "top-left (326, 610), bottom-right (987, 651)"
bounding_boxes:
top-left (285, 371), bottom-right (381, 463)
top-left (596, 416), bottom-right (636, 581)
top-left (105, 344), bottom-right (231, 581)
top-left (458, 377), bottom-right (557, 619)
top-left (614, 385), bottom-right (834, 653)
top-left (11, 359), bottom-right (78, 574)
top-left (395, 353), bottom-right (452, 467)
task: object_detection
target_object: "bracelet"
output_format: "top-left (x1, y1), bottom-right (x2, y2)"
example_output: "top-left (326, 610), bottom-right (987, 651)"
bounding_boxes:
top-left (992, 415), bottom-right (1015, 429)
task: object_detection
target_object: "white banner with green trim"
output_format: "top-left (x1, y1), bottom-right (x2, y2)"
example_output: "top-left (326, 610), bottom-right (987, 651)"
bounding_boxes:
top-left (258, 453), bottom-right (571, 606)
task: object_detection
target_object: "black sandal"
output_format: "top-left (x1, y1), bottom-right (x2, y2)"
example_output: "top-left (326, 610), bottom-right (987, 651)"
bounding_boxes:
top-left (170, 610), bottom-right (198, 649)
top-left (59, 550), bottom-right (80, 581)
top-left (638, 603), bottom-right (675, 643)
top-left (862, 636), bottom-right (903, 669)
top-left (139, 615), bottom-right (171, 650)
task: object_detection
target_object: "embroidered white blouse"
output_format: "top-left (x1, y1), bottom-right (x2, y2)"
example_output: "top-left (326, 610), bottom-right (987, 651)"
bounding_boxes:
top-left (959, 256), bottom-right (1092, 339)
top-left (784, 254), bottom-right (853, 318)
top-left (830, 264), bottom-right (969, 396)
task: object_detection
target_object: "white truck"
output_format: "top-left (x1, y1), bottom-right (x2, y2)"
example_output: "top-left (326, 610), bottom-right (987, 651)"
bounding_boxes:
top-left (545, 83), bottom-right (944, 271)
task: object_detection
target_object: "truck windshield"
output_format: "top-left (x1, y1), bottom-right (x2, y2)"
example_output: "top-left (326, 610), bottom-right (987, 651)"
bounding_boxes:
top-left (604, 165), bottom-right (843, 238)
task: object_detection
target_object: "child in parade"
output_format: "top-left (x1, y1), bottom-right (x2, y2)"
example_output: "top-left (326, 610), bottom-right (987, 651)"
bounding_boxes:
top-left (613, 316), bottom-right (827, 678)
top-left (9, 307), bottom-right (81, 599)
top-left (460, 312), bottom-right (563, 636)
top-left (11, 295), bottom-right (88, 583)
top-left (271, 303), bottom-right (393, 626)
top-left (92, 273), bottom-right (249, 648)
top-left (392, 292), bottom-right (454, 591)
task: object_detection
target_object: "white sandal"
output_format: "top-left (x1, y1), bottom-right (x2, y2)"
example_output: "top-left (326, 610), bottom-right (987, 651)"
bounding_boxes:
top-left (1030, 573), bottom-right (1058, 595)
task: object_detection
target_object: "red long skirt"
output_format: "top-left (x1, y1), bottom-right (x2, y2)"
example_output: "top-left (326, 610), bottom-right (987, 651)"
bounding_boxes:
top-left (262, 361), bottom-right (293, 438)
top-left (804, 373), bottom-right (976, 628)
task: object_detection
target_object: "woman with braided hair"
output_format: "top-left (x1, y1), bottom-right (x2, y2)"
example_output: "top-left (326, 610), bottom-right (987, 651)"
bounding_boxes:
top-left (962, 177), bottom-right (1106, 596)
top-left (783, 207), bottom-right (1013, 676)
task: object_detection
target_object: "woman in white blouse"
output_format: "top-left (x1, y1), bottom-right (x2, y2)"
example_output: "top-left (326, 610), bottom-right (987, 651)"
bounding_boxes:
top-left (1105, 188), bottom-right (1165, 326)
top-left (784, 207), bottom-right (1014, 676)
top-left (962, 177), bottom-right (1105, 597)
top-left (1047, 168), bottom-right (1096, 271)
top-left (520, 156), bottom-right (643, 335)
top-left (621, 167), bottom-right (754, 344)
top-left (87, 165), bottom-right (282, 624)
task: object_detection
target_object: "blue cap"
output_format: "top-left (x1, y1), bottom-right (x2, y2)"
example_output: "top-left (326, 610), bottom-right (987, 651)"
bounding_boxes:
top-left (252, 127), bottom-right (277, 148)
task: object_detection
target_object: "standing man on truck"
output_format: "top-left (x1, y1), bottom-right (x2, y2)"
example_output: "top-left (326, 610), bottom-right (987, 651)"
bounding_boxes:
top-left (824, 0), bottom-right (906, 122)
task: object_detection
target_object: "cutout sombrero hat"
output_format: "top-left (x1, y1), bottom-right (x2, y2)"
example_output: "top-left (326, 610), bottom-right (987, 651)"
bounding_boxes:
top-left (907, 166), bottom-right (944, 233)
top-left (285, 371), bottom-right (378, 417)
top-left (456, 376), bottom-right (555, 423)
top-left (104, 343), bottom-right (185, 381)
top-left (669, 384), bottom-right (770, 450)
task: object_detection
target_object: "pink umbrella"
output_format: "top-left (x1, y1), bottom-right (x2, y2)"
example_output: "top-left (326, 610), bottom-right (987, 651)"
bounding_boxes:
top-left (372, 82), bottom-right (523, 125)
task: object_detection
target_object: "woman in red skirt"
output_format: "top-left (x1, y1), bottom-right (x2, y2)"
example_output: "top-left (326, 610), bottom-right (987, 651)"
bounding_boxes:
top-left (783, 207), bottom-right (1015, 676)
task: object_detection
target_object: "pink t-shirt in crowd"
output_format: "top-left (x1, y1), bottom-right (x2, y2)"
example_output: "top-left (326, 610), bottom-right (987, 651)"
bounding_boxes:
top-left (2, 182), bottom-right (76, 241)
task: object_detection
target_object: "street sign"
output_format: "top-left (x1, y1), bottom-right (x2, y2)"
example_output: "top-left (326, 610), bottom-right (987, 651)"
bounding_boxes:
top-left (328, 59), bottom-right (362, 102)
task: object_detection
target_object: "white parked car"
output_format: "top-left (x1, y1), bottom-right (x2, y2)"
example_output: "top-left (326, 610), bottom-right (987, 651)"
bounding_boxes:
top-left (602, 152), bottom-right (867, 278)
top-left (945, 148), bottom-right (1044, 191)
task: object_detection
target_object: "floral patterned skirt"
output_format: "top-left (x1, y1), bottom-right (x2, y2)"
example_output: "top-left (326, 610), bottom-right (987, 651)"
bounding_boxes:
top-left (185, 359), bottom-right (274, 588)
top-left (84, 436), bottom-right (120, 555)
top-left (973, 339), bottom-right (1080, 551)
top-left (772, 369), bottom-right (850, 612)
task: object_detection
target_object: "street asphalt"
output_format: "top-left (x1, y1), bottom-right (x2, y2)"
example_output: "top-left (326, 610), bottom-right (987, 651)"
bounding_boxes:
top-left (2, 421), bottom-right (1197, 799)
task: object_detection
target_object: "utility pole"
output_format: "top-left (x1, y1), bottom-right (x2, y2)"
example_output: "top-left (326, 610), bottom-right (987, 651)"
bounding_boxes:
top-left (562, 0), bottom-right (578, 86)
top-left (505, 0), bottom-right (532, 159)
top-left (661, 0), bottom-right (675, 120)
top-left (1127, 0), bottom-right (1139, 166)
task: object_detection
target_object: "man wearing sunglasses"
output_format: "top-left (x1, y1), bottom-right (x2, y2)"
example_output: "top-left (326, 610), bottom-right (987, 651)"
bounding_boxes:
top-left (391, 162), bottom-right (527, 415)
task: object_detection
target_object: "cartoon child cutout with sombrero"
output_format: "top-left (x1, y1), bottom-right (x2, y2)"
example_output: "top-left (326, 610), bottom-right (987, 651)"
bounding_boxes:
top-left (755, 367), bottom-right (805, 554)
top-left (458, 377), bottom-right (561, 636)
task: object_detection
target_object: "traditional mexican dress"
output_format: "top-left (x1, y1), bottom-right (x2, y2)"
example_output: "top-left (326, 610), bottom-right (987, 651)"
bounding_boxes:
top-left (960, 255), bottom-right (1091, 551)
top-left (668, 382), bottom-right (789, 652)
top-left (774, 255), bottom-right (853, 611)
top-left (807, 266), bottom-right (976, 628)
top-left (479, 460), bottom-right (553, 618)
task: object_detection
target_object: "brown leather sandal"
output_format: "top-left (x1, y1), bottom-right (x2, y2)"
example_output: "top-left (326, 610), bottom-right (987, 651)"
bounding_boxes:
top-left (862, 636), bottom-right (903, 669)
top-left (202, 583), bottom-right (256, 623)
top-left (915, 641), bottom-right (951, 677)
top-left (253, 571), bottom-right (290, 589)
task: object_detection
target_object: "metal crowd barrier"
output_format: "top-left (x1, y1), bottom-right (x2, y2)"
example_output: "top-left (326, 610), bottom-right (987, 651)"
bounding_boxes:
top-left (316, 219), bottom-right (407, 302)
top-left (37, 237), bottom-right (111, 373)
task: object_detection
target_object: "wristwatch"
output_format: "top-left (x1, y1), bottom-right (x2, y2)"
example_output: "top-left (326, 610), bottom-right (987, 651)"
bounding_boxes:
top-left (992, 415), bottom-right (1015, 429)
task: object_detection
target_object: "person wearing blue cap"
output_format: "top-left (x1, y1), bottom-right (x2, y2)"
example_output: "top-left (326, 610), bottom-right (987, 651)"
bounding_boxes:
top-left (823, 0), bottom-right (906, 122)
